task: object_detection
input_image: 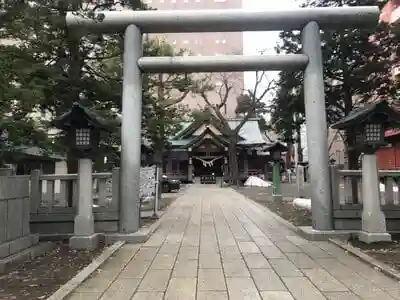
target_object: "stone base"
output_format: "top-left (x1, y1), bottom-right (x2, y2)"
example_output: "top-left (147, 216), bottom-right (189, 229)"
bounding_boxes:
top-left (0, 242), bottom-right (53, 273)
top-left (0, 234), bottom-right (39, 259)
top-left (73, 215), bottom-right (95, 237)
top-left (272, 194), bottom-right (282, 201)
top-left (298, 226), bottom-right (357, 241)
top-left (69, 233), bottom-right (103, 250)
top-left (105, 232), bottom-right (148, 245)
top-left (358, 231), bottom-right (392, 244)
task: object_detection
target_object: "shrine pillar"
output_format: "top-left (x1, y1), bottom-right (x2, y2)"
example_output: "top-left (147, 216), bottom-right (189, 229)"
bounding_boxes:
top-left (166, 156), bottom-right (172, 175)
top-left (244, 152), bottom-right (249, 176)
top-left (188, 157), bottom-right (194, 182)
top-left (223, 155), bottom-right (229, 180)
top-left (264, 163), bottom-right (269, 181)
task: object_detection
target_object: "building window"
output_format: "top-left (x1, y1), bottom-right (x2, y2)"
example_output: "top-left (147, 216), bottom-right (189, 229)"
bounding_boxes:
top-left (172, 40), bottom-right (177, 45)
top-left (184, 0), bottom-right (188, 2)
top-left (214, 0), bottom-right (226, 2)
top-left (160, 0), bottom-right (164, 2)
top-left (183, 40), bottom-right (189, 44)
top-left (196, 0), bottom-right (200, 2)
top-left (216, 39), bottom-right (220, 44)
top-left (171, 0), bottom-right (176, 2)
top-left (221, 39), bottom-right (226, 44)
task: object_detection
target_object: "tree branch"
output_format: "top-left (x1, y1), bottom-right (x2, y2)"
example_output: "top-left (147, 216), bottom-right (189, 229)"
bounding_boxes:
top-left (216, 78), bottom-right (233, 110)
top-left (85, 51), bottom-right (121, 60)
top-left (328, 129), bottom-right (339, 153)
top-left (200, 91), bottom-right (229, 127)
top-left (162, 90), bottom-right (190, 108)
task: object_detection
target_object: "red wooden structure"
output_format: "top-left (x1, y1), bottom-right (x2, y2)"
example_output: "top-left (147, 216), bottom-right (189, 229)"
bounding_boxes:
top-left (376, 129), bottom-right (400, 169)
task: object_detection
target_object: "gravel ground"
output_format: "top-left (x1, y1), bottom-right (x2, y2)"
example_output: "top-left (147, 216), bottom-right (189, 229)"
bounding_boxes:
top-left (235, 186), bottom-right (312, 227)
top-left (236, 185), bottom-right (400, 272)
top-left (349, 235), bottom-right (400, 272)
top-left (0, 242), bottom-right (105, 300)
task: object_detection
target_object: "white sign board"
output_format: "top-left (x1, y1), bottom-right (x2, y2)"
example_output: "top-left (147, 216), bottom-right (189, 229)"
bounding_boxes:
top-left (140, 165), bottom-right (157, 199)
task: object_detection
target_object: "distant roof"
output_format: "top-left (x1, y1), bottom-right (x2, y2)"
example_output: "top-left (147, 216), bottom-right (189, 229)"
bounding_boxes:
top-left (227, 119), bottom-right (267, 145)
top-left (331, 100), bottom-right (400, 130)
top-left (13, 146), bottom-right (65, 161)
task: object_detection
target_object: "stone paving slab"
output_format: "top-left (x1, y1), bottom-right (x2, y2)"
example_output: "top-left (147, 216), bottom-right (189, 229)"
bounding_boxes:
top-left (66, 186), bottom-right (400, 300)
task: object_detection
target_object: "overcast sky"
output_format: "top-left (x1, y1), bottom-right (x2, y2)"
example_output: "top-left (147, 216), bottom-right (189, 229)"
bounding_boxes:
top-left (243, 0), bottom-right (299, 102)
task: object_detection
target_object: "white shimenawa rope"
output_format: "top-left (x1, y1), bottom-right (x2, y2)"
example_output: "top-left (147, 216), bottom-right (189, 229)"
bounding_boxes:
top-left (193, 156), bottom-right (223, 167)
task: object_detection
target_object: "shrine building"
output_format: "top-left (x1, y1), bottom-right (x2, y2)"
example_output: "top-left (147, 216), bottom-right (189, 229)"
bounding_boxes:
top-left (164, 117), bottom-right (278, 182)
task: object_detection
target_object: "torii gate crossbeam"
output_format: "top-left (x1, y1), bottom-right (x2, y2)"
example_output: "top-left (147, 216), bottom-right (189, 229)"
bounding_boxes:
top-left (66, 6), bottom-right (379, 235)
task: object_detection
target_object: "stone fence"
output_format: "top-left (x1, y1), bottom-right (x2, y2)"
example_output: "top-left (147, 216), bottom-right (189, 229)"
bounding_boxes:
top-left (330, 167), bottom-right (400, 231)
top-left (0, 176), bottom-right (38, 260)
top-left (29, 168), bottom-right (120, 235)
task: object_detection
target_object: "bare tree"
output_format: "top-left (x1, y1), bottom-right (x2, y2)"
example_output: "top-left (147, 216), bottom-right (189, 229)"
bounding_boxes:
top-left (194, 71), bottom-right (276, 185)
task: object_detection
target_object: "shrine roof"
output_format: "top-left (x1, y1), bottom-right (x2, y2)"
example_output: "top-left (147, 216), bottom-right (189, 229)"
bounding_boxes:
top-left (229, 119), bottom-right (266, 145)
top-left (169, 118), bottom-right (268, 147)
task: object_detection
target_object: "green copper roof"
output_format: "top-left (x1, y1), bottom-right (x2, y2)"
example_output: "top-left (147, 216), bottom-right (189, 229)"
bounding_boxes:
top-left (169, 118), bottom-right (267, 147)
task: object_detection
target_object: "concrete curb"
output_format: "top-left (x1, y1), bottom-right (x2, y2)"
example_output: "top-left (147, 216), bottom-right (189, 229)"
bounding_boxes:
top-left (47, 241), bottom-right (126, 300)
top-left (330, 238), bottom-right (400, 282)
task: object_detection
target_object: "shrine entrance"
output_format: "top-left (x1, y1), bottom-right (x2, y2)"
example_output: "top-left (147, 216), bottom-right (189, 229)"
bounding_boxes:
top-left (192, 155), bottom-right (224, 177)
top-left (66, 6), bottom-right (379, 232)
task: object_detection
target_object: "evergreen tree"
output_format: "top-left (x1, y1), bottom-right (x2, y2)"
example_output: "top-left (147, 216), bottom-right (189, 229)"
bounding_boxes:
top-left (0, 1), bottom-right (196, 171)
top-left (272, 0), bottom-right (400, 168)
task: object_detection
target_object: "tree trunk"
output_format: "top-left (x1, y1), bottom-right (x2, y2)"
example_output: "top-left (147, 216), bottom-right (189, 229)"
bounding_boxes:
top-left (228, 135), bottom-right (239, 186)
top-left (285, 141), bottom-right (293, 169)
top-left (296, 126), bottom-right (303, 163)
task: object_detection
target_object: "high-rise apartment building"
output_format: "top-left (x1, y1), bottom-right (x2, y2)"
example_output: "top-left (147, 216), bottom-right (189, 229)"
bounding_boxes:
top-left (145, 0), bottom-right (244, 117)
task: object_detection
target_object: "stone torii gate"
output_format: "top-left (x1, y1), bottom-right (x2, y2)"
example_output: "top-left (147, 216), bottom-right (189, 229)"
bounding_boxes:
top-left (66, 7), bottom-right (379, 237)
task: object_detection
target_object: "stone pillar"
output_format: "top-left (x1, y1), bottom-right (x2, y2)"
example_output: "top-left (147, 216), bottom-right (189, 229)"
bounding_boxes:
top-left (272, 162), bottom-right (282, 201)
top-left (264, 163), bottom-right (268, 181)
top-left (296, 165), bottom-right (305, 198)
top-left (188, 157), bottom-right (193, 183)
top-left (120, 24), bottom-right (142, 234)
top-left (358, 154), bottom-right (391, 243)
top-left (302, 21), bottom-right (332, 230)
top-left (70, 158), bottom-right (100, 250)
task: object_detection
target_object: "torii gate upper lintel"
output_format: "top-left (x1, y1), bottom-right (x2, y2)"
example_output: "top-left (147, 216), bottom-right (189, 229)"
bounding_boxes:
top-left (65, 7), bottom-right (380, 234)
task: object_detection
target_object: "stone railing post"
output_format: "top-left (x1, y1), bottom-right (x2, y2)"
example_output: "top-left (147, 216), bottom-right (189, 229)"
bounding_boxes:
top-left (70, 158), bottom-right (100, 250)
top-left (359, 153), bottom-right (391, 243)
top-left (329, 165), bottom-right (340, 211)
top-left (30, 169), bottom-right (41, 214)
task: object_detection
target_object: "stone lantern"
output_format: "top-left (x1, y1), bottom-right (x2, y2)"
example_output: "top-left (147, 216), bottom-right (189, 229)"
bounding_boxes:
top-left (265, 142), bottom-right (288, 201)
top-left (331, 99), bottom-right (400, 243)
top-left (52, 103), bottom-right (117, 249)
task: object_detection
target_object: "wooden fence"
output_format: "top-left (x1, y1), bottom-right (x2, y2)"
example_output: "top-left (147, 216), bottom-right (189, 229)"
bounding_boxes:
top-left (330, 166), bottom-right (400, 231)
top-left (0, 175), bottom-right (38, 258)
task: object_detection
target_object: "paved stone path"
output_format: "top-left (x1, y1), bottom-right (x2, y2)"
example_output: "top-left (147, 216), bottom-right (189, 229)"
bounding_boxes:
top-left (68, 186), bottom-right (400, 300)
